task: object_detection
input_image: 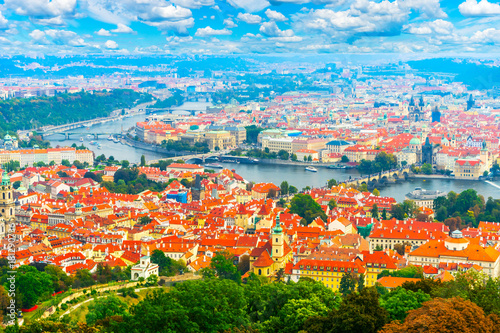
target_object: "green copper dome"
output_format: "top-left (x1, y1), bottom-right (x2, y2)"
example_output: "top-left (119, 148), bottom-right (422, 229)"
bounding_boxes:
top-left (1, 172), bottom-right (10, 186)
top-left (272, 213), bottom-right (283, 234)
top-left (409, 137), bottom-right (421, 145)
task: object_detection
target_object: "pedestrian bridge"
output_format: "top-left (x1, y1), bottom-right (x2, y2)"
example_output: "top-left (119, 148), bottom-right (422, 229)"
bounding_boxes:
top-left (339, 166), bottom-right (412, 189)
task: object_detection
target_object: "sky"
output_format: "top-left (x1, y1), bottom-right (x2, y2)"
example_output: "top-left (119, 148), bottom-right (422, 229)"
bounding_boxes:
top-left (0, 0), bottom-right (500, 55)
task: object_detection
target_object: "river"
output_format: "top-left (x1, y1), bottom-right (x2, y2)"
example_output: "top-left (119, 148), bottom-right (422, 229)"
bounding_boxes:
top-left (47, 102), bottom-right (500, 202)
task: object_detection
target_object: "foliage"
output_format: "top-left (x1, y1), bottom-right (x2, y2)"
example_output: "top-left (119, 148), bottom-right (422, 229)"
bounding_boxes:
top-left (138, 216), bottom-right (152, 225)
top-left (101, 168), bottom-right (168, 194)
top-left (328, 199), bottom-right (337, 210)
top-left (245, 125), bottom-right (264, 144)
top-left (339, 273), bottom-right (357, 297)
top-left (357, 152), bottom-right (397, 174)
top-left (303, 287), bottom-right (388, 333)
top-left (420, 163), bottom-right (433, 175)
top-left (86, 296), bottom-right (128, 326)
top-left (0, 89), bottom-right (151, 133)
top-left (327, 179), bottom-right (337, 188)
top-left (390, 200), bottom-right (417, 220)
top-left (204, 250), bottom-right (241, 283)
top-left (277, 150), bottom-right (289, 160)
top-left (280, 181), bottom-right (289, 195)
top-left (160, 139), bottom-right (210, 153)
top-left (149, 90), bottom-right (184, 109)
top-left (433, 189), bottom-right (488, 227)
top-left (380, 297), bottom-right (500, 333)
top-left (150, 249), bottom-right (186, 277)
top-left (288, 194), bottom-right (327, 225)
top-left (371, 204), bottom-right (379, 218)
top-left (380, 287), bottom-right (430, 321)
top-left (16, 265), bottom-right (54, 309)
top-left (378, 266), bottom-right (423, 280)
top-left (341, 155), bottom-right (349, 163)
top-left (117, 279), bottom-right (249, 333)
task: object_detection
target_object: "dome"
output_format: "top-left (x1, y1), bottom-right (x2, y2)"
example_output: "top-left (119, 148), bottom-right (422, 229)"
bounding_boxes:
top-left (75, 202), bottom-right (82, 208)
top-left (92, 205), bottom-right (98, 211)
top-left (1, 172), bottom-right (10, 186)
top-left (441, 137), bottom-right (449, 145)
top-left (4, 134), bottom-right (12, 141)
top-left (409, 137), bottom-right (421, 145)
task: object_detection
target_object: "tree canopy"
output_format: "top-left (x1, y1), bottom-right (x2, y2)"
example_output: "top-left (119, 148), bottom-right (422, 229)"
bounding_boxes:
top-left (288, 194), bottom-right (327, 225)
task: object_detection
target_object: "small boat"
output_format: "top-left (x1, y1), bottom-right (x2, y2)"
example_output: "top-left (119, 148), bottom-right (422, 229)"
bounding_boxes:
top-left (86, 134), bottom-right (92, 140)
top-left (79, 137), bottom-right (84, 142)
top-left (205, 163), bottom-right (224, 169)
top-left (107, 135), bottom-right (113, 141)
top-left (89, 141), bottom-right (97, 145)
top-left (305, 166), bottom-right (318, 172)
top-left (97, 143), bottom-right (102, 149)
top-left (113, 137), bottom-right (120, 143)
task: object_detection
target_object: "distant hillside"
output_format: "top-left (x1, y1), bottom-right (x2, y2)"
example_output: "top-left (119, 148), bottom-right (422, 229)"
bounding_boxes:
top-left (0, 89), bottom-right (152, 134)
top-left (408, 58), bottom-right (500, 90)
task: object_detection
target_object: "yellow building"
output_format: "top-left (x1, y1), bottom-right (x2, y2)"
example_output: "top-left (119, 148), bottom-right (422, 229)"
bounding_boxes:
top-left (290, 259), bottom-right (366, 291)
top-left (203, 131), bottom-right (235, 150)
top-left (454, 158), bottom-right (484, 180)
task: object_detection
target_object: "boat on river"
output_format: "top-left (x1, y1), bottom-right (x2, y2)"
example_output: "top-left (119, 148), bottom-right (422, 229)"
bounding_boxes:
top-left (107, 135), bottom-right (113, 141)
top-left (205, 163), bottom-right (224, 169)
top-left (305, 166), bottom-right (318, 172)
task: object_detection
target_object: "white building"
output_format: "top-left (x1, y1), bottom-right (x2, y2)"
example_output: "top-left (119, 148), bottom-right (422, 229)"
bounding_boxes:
top-left (131, 256), bottom-right (159, 281)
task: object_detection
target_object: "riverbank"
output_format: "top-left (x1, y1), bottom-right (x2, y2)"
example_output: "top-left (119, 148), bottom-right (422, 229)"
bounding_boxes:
top-left (122, 135), bottom-right (195, 158)
top-left (410, 174), bottom-right (481, 181)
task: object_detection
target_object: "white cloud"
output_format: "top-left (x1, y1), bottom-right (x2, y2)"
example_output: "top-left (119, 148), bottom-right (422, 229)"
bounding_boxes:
top-left (294, 0), bottom-right (408, 40)
top-left (223, 18), bottom-right (237, 28)
top-left (471, 28), bottom-right (500, 43)
top-left (0, 11), bottom-right (9, 30)
top-left (96, 28), bottom-right (112, 36)
top-left (259, 21), bottom-right (302, 41)
top-left (269, 0), bottom-right (345, 4)
top-left (4, 0), bottom-right (77, 19)
top-left (401, 0), bottom-right (447, 19)
top-left (171, 0), bottom-right (214, 9)
top-left (459, 0), bottom-right (500, 17)
top-left (139, 5), bottom-right (192, 22)
top-left (111, 23), bottom-right (134, 33)
top-left (195, 26), bottom-right (232, 37)
top-left (265, 9), bottom-right (287, 21)
top-left (104, 40), bottom-right (119, 48)
top-left (237, 13), bottom-right (262, 24)
top-left (226, 0), bottom-right (270, 13)
top-left (34, 16), bottom-right (66, 26)
top-left (405, 19), bottom-right (454, 35)
top-left (29, 29), bottom-right (88, 47)
top-left (29, 29), bottom-right (50, 44)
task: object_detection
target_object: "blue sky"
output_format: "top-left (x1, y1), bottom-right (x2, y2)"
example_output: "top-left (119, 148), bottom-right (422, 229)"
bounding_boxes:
top-left (0, 0), bottom-right (500, 54)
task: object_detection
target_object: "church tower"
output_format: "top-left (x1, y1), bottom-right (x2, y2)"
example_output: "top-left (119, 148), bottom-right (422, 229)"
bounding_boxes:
top-left (0, 172), bottom-right (15, 221)
top-left (480, 140), bottom-right (489, 171)
top-left (271, 213), bottom-right (285, 260)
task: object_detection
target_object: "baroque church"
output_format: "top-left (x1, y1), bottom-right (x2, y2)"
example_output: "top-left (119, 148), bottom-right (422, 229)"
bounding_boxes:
top-left (0, 172), bottom-right (15, 239)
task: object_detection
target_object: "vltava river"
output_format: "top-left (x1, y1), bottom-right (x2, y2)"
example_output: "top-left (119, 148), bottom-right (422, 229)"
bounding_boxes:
top-left (47, 102), bottom-right (500, 202)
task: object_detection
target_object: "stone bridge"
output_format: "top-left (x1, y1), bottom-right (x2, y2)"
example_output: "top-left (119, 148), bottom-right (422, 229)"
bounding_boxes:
top-left (340, 167), bottom-right (412, 189)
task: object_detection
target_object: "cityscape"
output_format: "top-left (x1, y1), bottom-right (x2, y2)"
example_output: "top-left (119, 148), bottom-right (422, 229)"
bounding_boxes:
top-left (1, 0), bottom-right (500, 332)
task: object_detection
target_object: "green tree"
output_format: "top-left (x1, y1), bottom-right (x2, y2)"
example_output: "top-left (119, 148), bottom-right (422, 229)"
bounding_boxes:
top-left (327, 179), bottom-right (337, 188)
top-left (61, 159), bottom-right (71, 167)
top-left (289, 194), bottom-right (327, 225)
top-left (291, 153), bottom-right (297, 161)
top-left (140, 155), bottom-right (146, 167)
top-left (121, 160), bottom-right (130, 168)
top-left (16, 265), bottom-right (54, 309)
top-left (207, 251), bottom-right (241, 283)
top-left (280, 181), bottom-right (289, 196)
top-left (12, 181), bottom-right (21, 189)
top-left (304, 288), bottom-right (388, 333)
top-left (139, 216), bottom-right (152, 225)
top-left (381, 209), bottom-right (387, 220)
top-left (371, 204), bottom-right (379, 219)
top-left (278, 150), bottom-right (289, 160)
top-left (380, 287), bottom-right (430, 321)
top-left (372, 188), bottom-right (380, 196)
top-left (86, 295), bottom-right (128, 326)
top-left (307, 155), bottom-right (312, 162)
top-left (341, 155), bottom-right (349, 163)
top-left (339, 273), bottom-right (357, 297)
top-left (328, 199), bottom-right (337, 210)
top-left (118, 279), bottom-right (248, 333)
top-left (289, 186), bottom-right (298, 194)
top-left (421, 163), bottom-right (432, 175)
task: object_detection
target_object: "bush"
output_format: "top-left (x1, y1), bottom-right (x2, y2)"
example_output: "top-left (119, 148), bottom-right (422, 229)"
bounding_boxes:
top-left (60, 303), bottom-right (68, 310)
